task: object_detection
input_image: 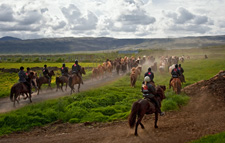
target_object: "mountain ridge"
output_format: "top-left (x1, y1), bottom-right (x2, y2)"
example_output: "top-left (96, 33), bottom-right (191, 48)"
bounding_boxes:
top-left (0, 35), bottom-right (225, 54)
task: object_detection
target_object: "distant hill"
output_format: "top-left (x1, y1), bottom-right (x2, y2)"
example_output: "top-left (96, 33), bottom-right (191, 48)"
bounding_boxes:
top-left (0, 35), bottom-right (225, 54)
top-left (0, 36), bottom-right (21, 41)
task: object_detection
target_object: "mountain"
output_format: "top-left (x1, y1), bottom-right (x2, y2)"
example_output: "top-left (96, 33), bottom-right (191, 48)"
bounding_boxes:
top-left (0, 35), bottom-right (225, 54)
top-left (0, 36), bottom-right (21, 41)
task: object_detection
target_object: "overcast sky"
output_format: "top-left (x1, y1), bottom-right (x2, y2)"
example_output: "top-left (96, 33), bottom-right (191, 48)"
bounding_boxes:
top-left (0, 0), bottom-right (225, 39)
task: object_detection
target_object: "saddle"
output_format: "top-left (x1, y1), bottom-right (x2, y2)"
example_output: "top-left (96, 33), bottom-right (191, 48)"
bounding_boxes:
top-left (144, 98), bottom-right (156, 114)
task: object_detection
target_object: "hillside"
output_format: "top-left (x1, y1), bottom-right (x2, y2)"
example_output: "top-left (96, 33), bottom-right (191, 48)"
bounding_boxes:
top-left (0, 35), bottom-right (225, 54)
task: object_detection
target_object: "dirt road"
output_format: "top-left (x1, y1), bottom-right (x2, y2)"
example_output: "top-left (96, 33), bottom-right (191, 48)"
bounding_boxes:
top-left (0, 72), bottom-right (124, 113)
top-left (1, 71), bottom-right (225, 143)
top-left (1, 88), bottom-right (225, 143)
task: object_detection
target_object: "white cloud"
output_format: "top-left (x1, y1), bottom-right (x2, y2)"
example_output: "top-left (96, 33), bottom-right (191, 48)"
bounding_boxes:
top-left (0, 4), bottom-right (15, 22)
top-left (0, 0), bottom-right (224, 39)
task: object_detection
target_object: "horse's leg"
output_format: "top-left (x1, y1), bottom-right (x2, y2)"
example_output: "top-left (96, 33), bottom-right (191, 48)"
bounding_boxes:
top-left (65, 83), bottom-right (67, 91)
top-left (140, 122), bottom-right (145, 129)
top-left (154, 112), bottom-right (158, 128)
top-left (135, 114), bottom-right (144, 136)
top-left (78, 84), bottom-right (80, 92)
top-left (61, 83), bottom-right (64, 92)
top-left (29, 92), bottom-right (32, 103)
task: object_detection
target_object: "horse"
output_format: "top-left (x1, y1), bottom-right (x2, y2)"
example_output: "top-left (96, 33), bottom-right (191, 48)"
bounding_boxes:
top-left (128, 85), bottom-right (166, 136)
top-left (56, 75), bottom-right (69, 92)
top-left (36, 70), bottom-right (55, 95)
top-left (171, 78), bottom-right (182, 94)
top-left (10, 72), bottom-right (35, 107)
top-left (68, 67), bottom-right (86, 94)
top-left (92, 67), bottom-right (99, 80)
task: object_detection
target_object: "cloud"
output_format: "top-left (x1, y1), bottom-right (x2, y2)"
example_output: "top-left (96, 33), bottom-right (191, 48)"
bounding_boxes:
top-left (103, 0), bottom-right (155, 33)
top-left (17, 10), bottom-right (43, 25)
top-left (169, 24), bottom-right (211, 34)
top-left (61, 4), bottom-right (98, 31)
top-left (164, 7), bottom-right (213, 34)
top-left (52, 21), bottom-right (66, 30)
top-left (0, 4), bottom-right (15, 22)
top-left (194, 15), bottom-right (208, 25)
top-left (0, 23), bottom-right (40, 32)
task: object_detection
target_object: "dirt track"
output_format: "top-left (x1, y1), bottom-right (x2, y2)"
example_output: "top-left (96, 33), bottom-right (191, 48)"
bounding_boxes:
top-left (0, 71), bottom-right (225, 143)
top-left (1, 87), bottom-right (225, 143)
top-left (0, 72), bottom-right (124, 113)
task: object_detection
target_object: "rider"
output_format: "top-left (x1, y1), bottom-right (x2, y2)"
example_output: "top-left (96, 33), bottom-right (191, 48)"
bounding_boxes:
top-left (169, 64), bottom-right (181, 89)
top-left (61, 63), bottom-right (69, 77)
top-left (142, 76), bottom-right (164, 116)
top-left (72, 59), bottom-right (83, 84)
top-left (26, 67), bottom-right (31, 75)
top-left (178, 64), bottom-right (186, 82)
top-left (43, 64), bottom-right (51, 83)
top-left (144, 67), bottom-right (154, 82)
top-left (18, 66), bottom-right (32, 96)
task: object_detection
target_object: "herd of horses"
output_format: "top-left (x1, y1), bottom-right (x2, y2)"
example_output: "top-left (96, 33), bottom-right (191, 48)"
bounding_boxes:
top-left (10, 67), bottom-right (86, 106)
top-left (9, 54), bottom-right (186, 136)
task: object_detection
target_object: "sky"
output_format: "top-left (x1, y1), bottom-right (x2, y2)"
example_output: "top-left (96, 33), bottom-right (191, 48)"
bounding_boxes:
top-left (0, 0), bottom-right (225, 39)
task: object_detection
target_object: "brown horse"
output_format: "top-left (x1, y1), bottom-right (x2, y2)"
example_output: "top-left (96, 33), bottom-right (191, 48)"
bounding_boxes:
top-left (68, 67), bottom-right (86, 94)
top-left (128, 85), bottom-right (166, 136)
top-left (171, 78), bottom-right (182, 94)
top-left (56, 75), bottom-right (69, 92)
top-left (37, 70), bottom-right (55, 95)
top-left (10, 72), bottom-right (35, 107)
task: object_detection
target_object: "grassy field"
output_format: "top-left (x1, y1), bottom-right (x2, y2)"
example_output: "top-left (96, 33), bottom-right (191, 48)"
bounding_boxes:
top-left (0, 62), bottom-right (100, 69)
top-left (0, 47), bottom-right (224, 138)
top-left (189, 132), bottom-right (225, 143)
top-left (0, 51), bottom-right (224, 136)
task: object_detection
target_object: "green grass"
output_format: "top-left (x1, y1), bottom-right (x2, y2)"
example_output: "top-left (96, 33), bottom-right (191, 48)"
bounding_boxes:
top-left (189, 132), bottom-right (225, 143)
top-left (0, 47), bottom-right (224, 137)
top-left (0, 75), bottom-right (141, 135)
top-left (0, 62), bottom-right (99, 69)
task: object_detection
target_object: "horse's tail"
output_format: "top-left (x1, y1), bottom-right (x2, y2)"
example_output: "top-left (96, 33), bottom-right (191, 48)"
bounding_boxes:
top-left (129, 101), bottom-right (140, 128)
top-left (10, 86), bottom-right (14, 102)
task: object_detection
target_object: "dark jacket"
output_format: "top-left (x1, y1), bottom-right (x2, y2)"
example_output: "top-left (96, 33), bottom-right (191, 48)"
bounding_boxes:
top-left (178, 67), bottom-right (184, 74)
top-left (61, 67), bottom-right (68, 76)
top-left (72, 64), bottom-right (81, 74)
top-left (142, 82), bottom-right (156, 98)
top-left (171, 68), bottom-right (181, 78)
top-left (144, 71), bottom-right (154, 81)
top-left (18, 70), bottom-right (27, 82)
top-left (43, 67), bottom-right (49, 76)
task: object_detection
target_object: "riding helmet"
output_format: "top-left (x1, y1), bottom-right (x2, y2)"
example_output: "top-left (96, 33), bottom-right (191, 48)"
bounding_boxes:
top-left (20, 66), bottom-right (24, 70)
top-left (144, 76), bottom-right (150, 82)
top-left (175, 64), bottom-right (178, 68)
top-left (148, 67), bottom-right (151, 71)
top-left (62, 63), bottom-right (65, 67)
top-left (75, 59), bottom-right (78, 64)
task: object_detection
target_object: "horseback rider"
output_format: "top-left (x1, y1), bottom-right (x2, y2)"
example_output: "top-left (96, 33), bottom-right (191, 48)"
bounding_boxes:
top-left (178, 64), bottom-right (186, 83)
top-left (26, 67), bottom-right (31, 75)
top-left (43, 64), bottom-right (51, 83)
top-left (144, 67), bottom-right (154, 82)
top-left (18, 66), bottom-right (32, 96)
top-left (142, 76), bottom-right (165, 116)
top-left (61, 63), bottom-right (69, 77)
top-left (72, 59), bottom-right (83, 84)
top-left (169, 64), bottom-right (181, 88)
top-left (178, 64), bottom-right (184, 73)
